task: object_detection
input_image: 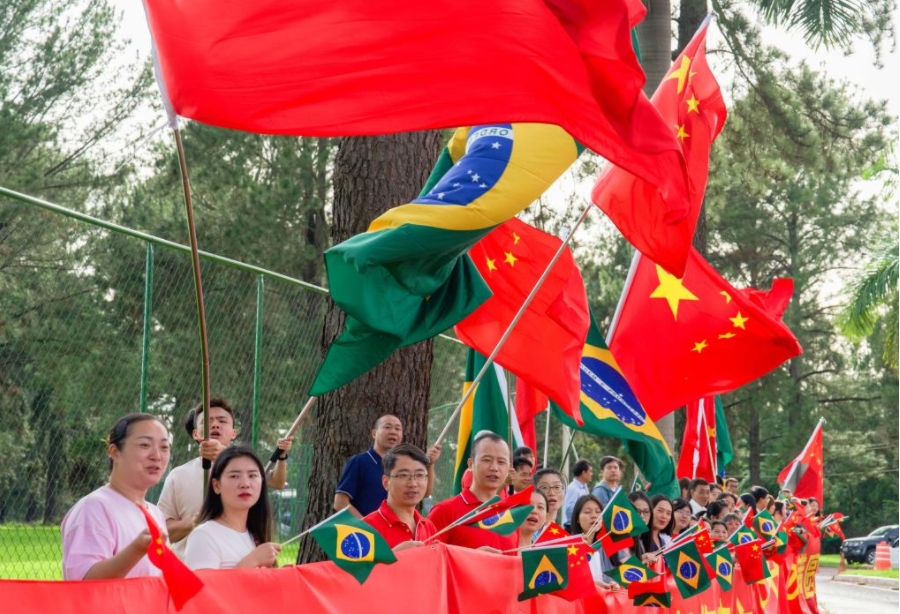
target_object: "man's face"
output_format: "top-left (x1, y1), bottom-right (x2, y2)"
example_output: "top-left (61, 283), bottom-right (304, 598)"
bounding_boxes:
top-left (601, 461), bottom-right (621, 485)
top-left (726, 480), bottom-right (739, 495)
top-left (193, 406), bottom-right (237, 445)
top-left (511, 465), bottom-right (533, 492)
top-left (692, 484), bottom-right (710, 506)
top-left (470, 439), bottom-right (510, 494)
top-left (372, 415), bottom-right (403, 451)
top-left (383, 454), bottom-right (428, 508)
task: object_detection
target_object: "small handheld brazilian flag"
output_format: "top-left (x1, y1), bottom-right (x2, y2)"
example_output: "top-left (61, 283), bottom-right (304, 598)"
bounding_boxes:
top-left (754, 510), bottom-right (778, 540)
top-left (662, 539), bottom-right (712, 599)
top-left (601, 488), bottom-right (649, 542)
top-left (469, 504), bottom-right (534, 536)
top-left (606, 555), bottom-right (658, 586)
top-left (729, 525), bottom-right (758, 546)
top-left (628, 576), bottom-right (671, 607)
top-left (703, 547), bottom-right (734, 591)
top-left (518, 546), bottom-right (569, 601)
top-left (308, 508), bottom-right (397, 584)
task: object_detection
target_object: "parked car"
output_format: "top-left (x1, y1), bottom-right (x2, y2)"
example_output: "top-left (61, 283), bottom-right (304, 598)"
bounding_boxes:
top-left (840, 525), bottom-right (899, 564)
top-left (891, 537), bottom-right (898, 569)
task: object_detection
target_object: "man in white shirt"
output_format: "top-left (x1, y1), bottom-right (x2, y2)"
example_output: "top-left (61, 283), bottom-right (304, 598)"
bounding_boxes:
top-left (688, 478), bottom-right (711, 515)
top-left (562, 459), bottom-right (592, 531)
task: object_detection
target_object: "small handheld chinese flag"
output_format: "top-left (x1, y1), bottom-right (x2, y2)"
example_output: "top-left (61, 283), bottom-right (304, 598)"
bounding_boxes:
top-left (138, 505), bottom-right (204, 610)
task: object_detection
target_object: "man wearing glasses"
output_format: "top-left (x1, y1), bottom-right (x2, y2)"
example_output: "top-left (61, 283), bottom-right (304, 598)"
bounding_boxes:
top-left (363, 444), bottom-right (436, 549)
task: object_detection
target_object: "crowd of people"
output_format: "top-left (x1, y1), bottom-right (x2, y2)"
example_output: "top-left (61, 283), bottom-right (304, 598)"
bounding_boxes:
top-left (60, 404), bottom-right (820, 591)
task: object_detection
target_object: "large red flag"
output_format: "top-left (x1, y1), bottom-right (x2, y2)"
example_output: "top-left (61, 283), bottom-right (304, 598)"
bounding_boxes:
top-left (677, 396), bottom-right (718, 482)
top-left (143, 0), bottom-right (689, 212)
top-left (608, 248), bottom-right (802, 420)
top-left (592, 17), bottom-right (727, 277)
top-left (514, 379), bottom-right (547, 457)
top-left (456, 218), bottom-right (589, 423)
top-left (778, 421), bottom-right (824, 504)
top-left (137, 505), bottom-right (203, 610)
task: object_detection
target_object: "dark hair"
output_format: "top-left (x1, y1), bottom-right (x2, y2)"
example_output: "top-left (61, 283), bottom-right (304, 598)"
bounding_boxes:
top-left (689, 478), bottom-right (709, 492)
top-left (193, 398), bottom-right (236, 433)
top-left (722, 513), bottom-right (741, 526)
top-left (382, 443), bottom-right (429, 475)
top-left (198, 446), bottom-right (272, 545)
top-left (573, 460), bottom-right (592, 477)
top-left (599, 456), bottom-right (623, 471)
top-left (472, 431), bottom-right (507, 457)
top-left (105, 413), bottom-right (167, 470)
top-left (183, 408), bottom-right (196, 438)
top-left (774, 501), bottom-right (785, 514)
top-left (750, 486), bottom-right (769, 503)
top-left (672, 498), bottom-right (691, 513)
top-left (678, 477), bottom-right (690, 490)
top-left (373, 414), bottom-right (401, 430)
top-left (513, 446), bottom-right (534, 458)
top-left (571, 494), bottom-right (604, 535)
top-left (725, 477), bottom-right (739, 486)
top-left (649, 494), bottom-right (675, 535)
top-left (533, 467), bottom-right (564, 488)
top-left (710, 520), bottom-right (727, 533)
top-left (739, 493), bottom-right (756, 508)
top-left (513, 456), bottom-right (534, 472)
top-left (709, 482), bottom-right (723, 492)
top-left (718, 493), bottom-right (738, 505)
top-left (627, 492), bottom-right (651, 556)
top-left (706, 501), bottom-right (726, 519)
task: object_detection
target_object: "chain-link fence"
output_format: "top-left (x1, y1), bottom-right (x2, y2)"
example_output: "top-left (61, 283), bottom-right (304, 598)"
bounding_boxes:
top-left (0, 190), bottom-right (468, 579)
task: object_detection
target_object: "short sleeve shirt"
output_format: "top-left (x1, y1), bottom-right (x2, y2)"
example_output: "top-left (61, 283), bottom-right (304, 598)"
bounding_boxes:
top-left (363, 501), bottom-right (437, 548)
top-left (183, 520), bottom-right (256, 570)
top-left (61, 485), bottom-right (166, 580)
top-left (335, 448), bottom-right (387, 517)
top-left (156, 457), bottom-right (206, 558)
top-left (427, 489), bottom-right (518, 552)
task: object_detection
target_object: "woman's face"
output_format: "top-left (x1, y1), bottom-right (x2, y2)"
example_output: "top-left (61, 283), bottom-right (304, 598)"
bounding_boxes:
top-left (725, 517), bottom-right (741, 534)
top-left (536, 474), bottom-right (565, 518)
top-left (523, 492), bottom-right (548, 532)
top-left (577, 500), bottom-right (602, 534)
top-left (673, 505), bottom-right (692, 530)
top-left (213, 456), bottom-right (263, 513)
top-left (109, 419), bottom-right (170, 491)
top-left (652, 501), bottom-right (673, 532)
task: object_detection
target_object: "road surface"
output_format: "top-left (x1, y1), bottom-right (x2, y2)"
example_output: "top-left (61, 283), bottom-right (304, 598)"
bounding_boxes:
top-left (816, 567), bottom-right (898, 614)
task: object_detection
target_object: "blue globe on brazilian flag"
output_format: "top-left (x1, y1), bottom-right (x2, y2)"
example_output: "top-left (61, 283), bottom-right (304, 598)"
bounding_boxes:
top-left (601, 488), bottom-right (649, 541)
top-left (309, 508), bottom-right (397, 583)
top-left (518, 546), bottom-right (569, 601)
top-left (607, 555), bottom-right (658, 586)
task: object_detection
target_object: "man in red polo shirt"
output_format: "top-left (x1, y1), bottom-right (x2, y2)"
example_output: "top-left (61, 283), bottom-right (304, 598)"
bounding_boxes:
top-left (428, 431), bottom-right (517, 553)
top-left (363, 443), bottom-right (437, 550)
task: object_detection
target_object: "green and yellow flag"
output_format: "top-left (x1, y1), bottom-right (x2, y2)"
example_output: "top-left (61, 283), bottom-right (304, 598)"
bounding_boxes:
top-left (518, 546), bottom-right (569, 601)
top-left (754, 510), bottom-right (778, 540)
top-left (551, 312), bottom-right (678, 498)
top-left (309, 124), bottom-right (579, 395)
top-left (453, 348), bottom-right (512, 494)
top-left (601, 488), bottom-right (649, 542)
top-left (470, 504), bottom-right (534, 536)
top-left (308, 509), bottom-right (397, 584)
top-left (704, 547), bottom-right (734, 591)
top-left (662, 539), bottom-right (712, 599)
top-left (606, 555), bottom-right (658, 586)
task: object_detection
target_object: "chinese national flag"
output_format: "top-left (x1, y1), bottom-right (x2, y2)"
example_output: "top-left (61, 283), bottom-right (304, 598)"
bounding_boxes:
top-left (778, 421), bottom-right (824, 504)
top-left (677, 396), bottom-right (718, 481)
top-left (143, 0), bottom-right (690, 214)
top-left (456, 218), bottom-right (589, 423)
top-left (591, 17), bottom-right (726, 277)
top-left (138, 505), bottom-right (203, 610)
top-left (556, 541), bottom-right (599, 601)
top-left (608, 248), bottom-right (802, 420)
top-left (733, 539), bottom-right (770, 583)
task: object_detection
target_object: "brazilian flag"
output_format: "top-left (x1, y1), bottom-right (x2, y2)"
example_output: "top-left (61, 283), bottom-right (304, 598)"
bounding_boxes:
top-left (714, 396), bottom-right (734, 473)
top-left (518, 546), bottom-right (569, 601)
top-left (309, 509), bottom-right (397, 584)
top-left (754, 510), bottom-right (778, 540)
top-left (704, 548), bottom-right (734, 591)
top-left (470, 504), bottom-right (534, 536)
top-left (730, 526), bottom-right (758, 546)
top-left (606, 555), bottom-right (658, 586)
top-left (309, 123), bottom-right (579, 395)
top-left (551, 312), bottom-right (678, 498)
top-left (662, 540), bottom-right (712, 599)
top-left (630, 578), bottom-right (672, 607)
top-left (453, 349), bottom-right (511, 494)
top-left (601, 488), bottom-right (649, 541)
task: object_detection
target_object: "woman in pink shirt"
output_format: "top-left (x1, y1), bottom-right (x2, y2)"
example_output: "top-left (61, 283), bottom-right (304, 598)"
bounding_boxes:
top-left (61, 413), bottom-right (171, 580)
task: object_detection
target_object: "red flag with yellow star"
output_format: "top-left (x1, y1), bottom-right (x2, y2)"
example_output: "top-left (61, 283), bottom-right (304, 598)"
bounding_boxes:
top-left (557, 541), bottom-right (599, 601)
top-left (138, 504), bottom-right (203, 610)
top-left (591, 16), bottom-right (726, 277)
top-left (778, 420), bottom-right (824, 504)
top-left (676, 396), bottom-right (718, 481)
top-left (608, 248), bottom-right (802, 420)
top-left (456, 217), bottom-right (589, 422)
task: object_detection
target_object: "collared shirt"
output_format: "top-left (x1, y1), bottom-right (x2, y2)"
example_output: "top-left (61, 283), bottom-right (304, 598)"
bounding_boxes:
top-left (562, 479), bottom-right (590, 527)
top-left (363, 500), bottom-right (436, 548)
top-left (689, 499), bottom-right (707, 516)
top-left (591, 482), bottom-right (618, 507)
top-left (336, 447), bottom-right (386, 517)
top-left (428, 489), bottom-right (518, 552)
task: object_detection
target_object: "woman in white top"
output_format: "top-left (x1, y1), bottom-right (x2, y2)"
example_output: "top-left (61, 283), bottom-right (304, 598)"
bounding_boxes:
top-left (61, 413), bottom-right (171, 580)
top-left (184, 446), bottom-right (281, 569)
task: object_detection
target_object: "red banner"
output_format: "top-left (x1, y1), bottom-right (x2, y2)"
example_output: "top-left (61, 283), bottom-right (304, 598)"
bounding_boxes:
top-left (0, 541), bottom-right (819, 614)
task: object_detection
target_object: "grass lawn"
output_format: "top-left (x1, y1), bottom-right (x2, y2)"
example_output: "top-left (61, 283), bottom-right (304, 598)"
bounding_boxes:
top-left (0, 524), bottom-right (63, 580)
top-left (819, 554), bottom-right (842, 567)
top-left (841, 568), bottom-right (899, 579)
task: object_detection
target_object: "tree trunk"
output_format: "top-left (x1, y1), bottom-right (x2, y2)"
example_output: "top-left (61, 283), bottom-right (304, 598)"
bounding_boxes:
top-left (297, 131), bottom-right (442, 564)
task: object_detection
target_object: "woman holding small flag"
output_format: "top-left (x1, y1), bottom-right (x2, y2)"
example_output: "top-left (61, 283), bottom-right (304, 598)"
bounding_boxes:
top-left (183, 446), bottom-right (281, 569)
top-left (517, 491), bottom-right (549, 548)
top-left (570, 494), bottom-right (619, 590)
top-left (644, 495), bottom-right (674, 555)
top-left (61, 413), bottom-right (171, 580)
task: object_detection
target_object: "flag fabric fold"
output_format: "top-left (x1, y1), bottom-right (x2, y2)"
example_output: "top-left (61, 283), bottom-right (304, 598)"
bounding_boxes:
top-left (677, 396), bottom-right (718, 482)
top-left (137, 505), bottom-right (203, 610)
top-left (552, 311), bottom-right (678, 497)
top-left (778, 420), bottom-right (824, 504)
top-left (661, 539), bottom-right (712, 598)
top-left (704, 547), bottom-right (735, 591)
top-left (715, 396), bottom-right (734, 474)
top-left (308, 508), bottom-right (398, 584)
top-left (600, 488), bottom-right (649, 543)
top-left (143, 0), bottom-right (690, 210)
top-left (732, 539), bottom-right (771, 583)
top-left (628, 576), bottom-right (672, 607)
top-left (606, 555), bottom-right (658, 586)
top-left (455, 217), bottom-right (589, 421)
top-left (309, 123), bottom-right (578, 395)
top-left (518, 546), bottom-right (570, 601)
top-left (591, 16), bottom-right (726, 277)
top-left (608, 248), bottom-right (803, 420)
